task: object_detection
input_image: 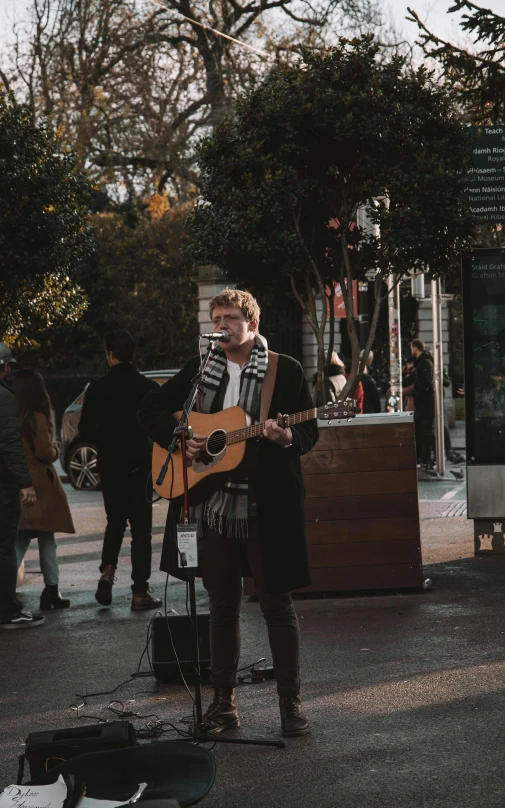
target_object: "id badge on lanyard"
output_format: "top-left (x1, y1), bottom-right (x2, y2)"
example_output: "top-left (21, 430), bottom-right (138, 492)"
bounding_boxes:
top-left (176, 523), bottom-right (198, 568)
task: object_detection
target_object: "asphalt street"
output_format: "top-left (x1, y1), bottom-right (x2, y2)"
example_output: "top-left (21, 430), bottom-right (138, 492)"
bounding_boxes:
top-left (5, 422), bottom-right (505, 808)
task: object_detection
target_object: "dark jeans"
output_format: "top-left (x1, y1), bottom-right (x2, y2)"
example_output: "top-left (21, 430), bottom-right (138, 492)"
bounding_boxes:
top-left (199, 523), bottom-right (300, 698)
top-left (444, 424), bottom-right (452, 455)
top-left (0, 484), bottom-right (22, 621)
top-left (99, 461), bottom-right (153, 593)
top-left (417, 417), bottom-right (436, 466)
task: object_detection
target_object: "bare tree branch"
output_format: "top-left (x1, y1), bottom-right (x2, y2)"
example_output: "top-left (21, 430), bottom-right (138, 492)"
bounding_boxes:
top-left (3, 0), bottom-right (384, 197)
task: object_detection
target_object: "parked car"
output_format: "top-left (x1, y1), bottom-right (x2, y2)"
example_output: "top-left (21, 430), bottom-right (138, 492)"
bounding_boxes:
top-left (61, 370), bottom-right (178, 491)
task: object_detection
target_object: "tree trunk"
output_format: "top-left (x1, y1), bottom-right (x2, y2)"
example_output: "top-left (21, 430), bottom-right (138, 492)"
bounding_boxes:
top-left (289, 272), bottom-right (326, 406)
top-left (338, 233), bottom-right (360, 400)
top-left (326, 283), bottom-right (336, 377)
top-left (340, 269), bottom-right (384, 402)
top-left (75, 84), bottom-right (96, 173)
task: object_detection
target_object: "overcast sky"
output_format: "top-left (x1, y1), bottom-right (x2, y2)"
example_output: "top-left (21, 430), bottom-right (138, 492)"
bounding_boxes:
top-left (0, 0), bottom-right (501, 47)
top-left (384, 0), bottom-right (490, 44)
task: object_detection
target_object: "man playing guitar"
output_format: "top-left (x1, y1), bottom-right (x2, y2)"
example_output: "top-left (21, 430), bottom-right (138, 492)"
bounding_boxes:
top-left (138, 288), bottom-right (318, 737)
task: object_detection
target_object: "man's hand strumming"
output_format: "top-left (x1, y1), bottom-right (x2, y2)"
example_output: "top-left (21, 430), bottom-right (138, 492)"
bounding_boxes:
top-left (185, 434), bottom-right (207, 461)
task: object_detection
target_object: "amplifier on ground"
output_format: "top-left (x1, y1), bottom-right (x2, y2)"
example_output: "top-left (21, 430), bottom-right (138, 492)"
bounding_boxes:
top-left (151, 614), bottom-right (211, 684)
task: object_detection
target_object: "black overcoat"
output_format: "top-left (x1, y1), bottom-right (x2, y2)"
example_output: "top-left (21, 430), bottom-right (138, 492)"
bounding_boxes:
top-left (413, 350), bottom-right (435, 420)
top-left (0, 378), bottom-right (32, 488)
top-left (137, 353), bottom-right (319, 593)
top-left (79, 363), bottom-right (158, 466)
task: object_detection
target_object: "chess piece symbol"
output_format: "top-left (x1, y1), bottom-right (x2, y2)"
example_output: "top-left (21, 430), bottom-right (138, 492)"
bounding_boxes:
top-left (478, 534), bottom-right (493, 550)
top-left (492, 522), bottom-right (505, 552)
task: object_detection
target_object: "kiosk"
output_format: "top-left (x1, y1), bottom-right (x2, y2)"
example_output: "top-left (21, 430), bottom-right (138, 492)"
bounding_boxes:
top-left (462, 247), bottom-right (505, 552)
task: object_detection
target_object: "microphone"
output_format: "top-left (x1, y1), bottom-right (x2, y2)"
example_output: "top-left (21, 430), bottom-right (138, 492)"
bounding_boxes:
top-left (200, 330), bottom-right (230, 342)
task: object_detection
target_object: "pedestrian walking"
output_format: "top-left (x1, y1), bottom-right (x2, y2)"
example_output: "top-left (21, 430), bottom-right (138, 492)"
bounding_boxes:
top-left (13, 370), bottom-right (75, 611)
top-left (78, 330), bottom-right (161, 610)
top-left (402, 360), bottom-right (415, 412)
top-left (0, 345), bottom-right (43, 630)
top-left (410, 339), bottom-right (435, 468)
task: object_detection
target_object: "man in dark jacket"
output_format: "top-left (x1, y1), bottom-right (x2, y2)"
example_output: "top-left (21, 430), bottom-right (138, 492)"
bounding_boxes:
top-left (411, 339), bottom-right (435, 467)
top-left (138, 289), bottom-right (318, 739)
top-left (79, 331), bottom-right (160, 610)
top-left (0, 344), bottom-right (43, 629)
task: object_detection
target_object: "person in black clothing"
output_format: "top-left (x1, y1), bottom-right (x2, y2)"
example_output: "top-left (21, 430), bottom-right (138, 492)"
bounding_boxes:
top-left (359, 371), bottom-right (381, 413)
top-left (0, 344), bottom-right (44, 629)
top-left (79, 331), bottom-right (161, 610)
top-left (410, 339), bottom-right (435, 467)
top-left (138, 288), bottom-right (318, 738)
top-left (358, 350), bottom-right (381, 414)
top-left (402, 360), bottom-right (416, 412)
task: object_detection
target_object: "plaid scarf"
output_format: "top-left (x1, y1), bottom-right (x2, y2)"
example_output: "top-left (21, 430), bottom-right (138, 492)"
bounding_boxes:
top-left (191, 338), bottom-right (268, 538)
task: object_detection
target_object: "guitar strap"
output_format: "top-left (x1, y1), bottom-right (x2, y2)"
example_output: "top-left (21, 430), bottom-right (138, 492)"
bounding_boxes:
top-left (260, 350), bottom-right (279, 423)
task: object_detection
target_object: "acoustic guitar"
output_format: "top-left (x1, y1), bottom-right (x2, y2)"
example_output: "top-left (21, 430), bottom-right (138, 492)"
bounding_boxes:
top-left (152, 400), bottom-right (356, 502)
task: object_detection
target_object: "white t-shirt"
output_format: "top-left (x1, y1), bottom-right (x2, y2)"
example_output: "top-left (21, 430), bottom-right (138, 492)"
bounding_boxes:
top-left (223, 360), bottom-right (252, 425)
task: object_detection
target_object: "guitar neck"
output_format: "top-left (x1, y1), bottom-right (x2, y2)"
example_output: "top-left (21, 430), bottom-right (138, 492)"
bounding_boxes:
top-left (226, 408), bottom-right (318, 445)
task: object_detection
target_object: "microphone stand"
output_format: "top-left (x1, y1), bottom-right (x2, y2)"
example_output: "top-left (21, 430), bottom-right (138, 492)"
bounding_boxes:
top-left (155, 339), bottom-right (215, 490)
top-left (156, 338), bottom-right (285, 750)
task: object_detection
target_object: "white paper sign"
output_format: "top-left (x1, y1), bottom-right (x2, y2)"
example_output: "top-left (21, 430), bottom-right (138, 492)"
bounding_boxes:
top-left (0, 775), bottom-right (67, 808)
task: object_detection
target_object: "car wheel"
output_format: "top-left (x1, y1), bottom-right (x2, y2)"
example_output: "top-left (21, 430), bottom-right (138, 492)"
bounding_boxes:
top-left (67, 443), bottom-right (100, 491)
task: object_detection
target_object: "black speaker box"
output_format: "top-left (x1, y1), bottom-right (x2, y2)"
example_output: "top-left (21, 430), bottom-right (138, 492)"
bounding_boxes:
top-left (152, 614), bottom-right (211, 684)
top-left (24, 721), bottom-right (136, 779)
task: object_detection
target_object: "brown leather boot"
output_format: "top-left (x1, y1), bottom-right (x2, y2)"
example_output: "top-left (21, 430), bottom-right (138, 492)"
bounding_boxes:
top-left (279, 696), bottom-right (309, 737)
top-left (95, 564), bottom-right (115, 606)
top-left (202, 687), bottom-right (240, 733)
top-left (131, 592), bottom-right (162, 611)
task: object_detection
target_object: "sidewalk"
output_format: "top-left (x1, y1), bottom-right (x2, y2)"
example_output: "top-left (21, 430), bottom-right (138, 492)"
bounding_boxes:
top-left (3, 484), bottom-right (505, 808)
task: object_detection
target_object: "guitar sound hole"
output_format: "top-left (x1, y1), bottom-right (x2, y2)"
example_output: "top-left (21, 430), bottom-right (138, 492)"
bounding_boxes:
top-left (206, 429), bottom-right (227, 457)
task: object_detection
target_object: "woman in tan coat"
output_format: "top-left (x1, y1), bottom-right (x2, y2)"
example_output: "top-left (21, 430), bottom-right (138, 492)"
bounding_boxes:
top-left (13, 370), bottom-right (75, 610)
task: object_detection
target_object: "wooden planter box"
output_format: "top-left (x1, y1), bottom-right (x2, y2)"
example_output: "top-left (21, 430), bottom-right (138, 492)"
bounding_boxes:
top-left (245, 412), bottom-right (422, 595)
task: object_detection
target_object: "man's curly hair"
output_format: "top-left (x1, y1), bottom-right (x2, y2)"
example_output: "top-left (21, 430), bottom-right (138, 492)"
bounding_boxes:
top-left (209, 288), bottom-right (260, 329)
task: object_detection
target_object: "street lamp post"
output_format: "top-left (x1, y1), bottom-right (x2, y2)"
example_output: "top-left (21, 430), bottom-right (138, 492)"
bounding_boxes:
top-left (387, 274), bottom-right (402, 411)
top-left (431, 277), bottom-right (445, 475)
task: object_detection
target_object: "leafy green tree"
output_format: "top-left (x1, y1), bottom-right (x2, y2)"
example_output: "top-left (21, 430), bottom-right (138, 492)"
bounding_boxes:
top-left (89, 202), bottom-right (199, 370)
top-left (0, 93), bottom-right (93, 345)
top-left (188, 37), bottom-right (474, 403)
top-left (20, 201), bottom-right (199, 373)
